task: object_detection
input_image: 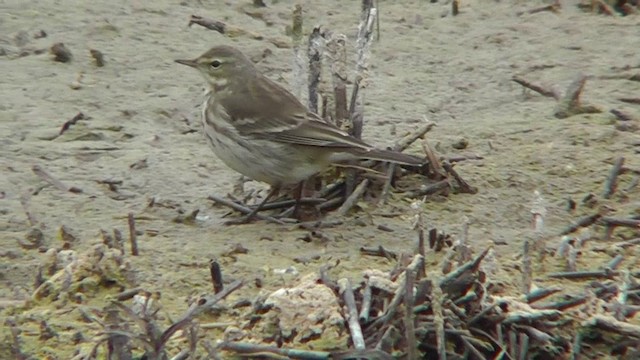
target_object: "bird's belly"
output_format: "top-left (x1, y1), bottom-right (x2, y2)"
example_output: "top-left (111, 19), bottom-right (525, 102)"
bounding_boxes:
top-left (203, 129), bottom-right (327, 185)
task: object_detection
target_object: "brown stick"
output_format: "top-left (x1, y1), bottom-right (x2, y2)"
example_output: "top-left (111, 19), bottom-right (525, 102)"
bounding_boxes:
top-left (209, 259), bottom-right (224, 294)
top-left (559, 213), bottom-right (601, 235)
top-left (188, 15), bottom-right (225, 32)
top-left (619, 97), bottom-right (640, 105)
top-left (188, 15), bottom-right (290, 49)
top-left (516, 0), bottom-right (561, 16)
top-left (591, 0), bottom-right (615, 16)
top-left (512, 76), bottom-right (561, 100)
top-left (59, 112), bottom-right (85, 135)
top-left (359, 245), bottom-right (397, 260)
top-left (603, 156), bottom-right (625, 199)
top-left (522, 240), bottom-right (532, 295)
top-left (442, 161), bottom-right (477, 194)
top-left (599, 217), bottom-right (640, 229)
top-left (127, 212), bottom-right (139, 256)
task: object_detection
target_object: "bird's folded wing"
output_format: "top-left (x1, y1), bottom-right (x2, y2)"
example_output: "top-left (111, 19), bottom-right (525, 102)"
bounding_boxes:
top-left (236, 111), bottom-right (373, 150)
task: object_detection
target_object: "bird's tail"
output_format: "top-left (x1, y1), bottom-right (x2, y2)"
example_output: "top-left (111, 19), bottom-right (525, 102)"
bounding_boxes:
top-left (332, 148), bottom-right (427, 166)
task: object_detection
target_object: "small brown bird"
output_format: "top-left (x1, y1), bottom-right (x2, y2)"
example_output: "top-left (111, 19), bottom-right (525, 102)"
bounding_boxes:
top-left (176, 45), bottom-right (423, 222)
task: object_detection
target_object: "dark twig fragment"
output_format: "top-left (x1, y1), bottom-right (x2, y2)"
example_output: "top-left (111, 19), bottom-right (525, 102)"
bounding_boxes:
top-left (59, 112), bottom-right (85, 135)
top-left (50, 42), bottom-right (72, 62)
top-left (127, 212), bottom-right (139, 256)
top-left (90, 49), bottom-right (105, 67)
top-left (209, 259), bottom-right (224, 294)
top-left (603, 156), bottom-right (625, 199)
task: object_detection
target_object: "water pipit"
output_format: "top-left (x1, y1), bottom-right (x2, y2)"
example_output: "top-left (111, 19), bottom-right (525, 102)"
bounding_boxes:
top-left (176, 45), bottom-right (424, 223)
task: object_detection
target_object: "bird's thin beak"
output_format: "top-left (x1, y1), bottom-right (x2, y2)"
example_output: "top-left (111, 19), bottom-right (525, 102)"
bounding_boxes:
top-left (175, 59), bottom-right (198, 68)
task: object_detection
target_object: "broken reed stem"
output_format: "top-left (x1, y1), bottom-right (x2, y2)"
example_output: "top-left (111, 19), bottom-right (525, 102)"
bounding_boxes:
top-left (158, 280), bottom-right (243, 353)
top-left (350, 2), bottom-right (377, 131)
top-left (457, 216), bottom-right (471, 265)
top-left (452, 0), bottom-right (459, 16)
top-left (522, 239), bottom-right (532, 295)
top-left (530, 190), bottom-right (546, 266)
top-left (603, 156), bottom-right (625, 199)
top-left (327, 34), bottom-right (349, 127)
top-left (335, 178), bottom-right (369, 217)
top-left (359, 281), bottom-right (372, 322)
top-left (404, 269), bottom-right (417, 359)
top-left (431, 272), bottom-right (447, 360)
top-left (291, 4), bottom-right (305, 99)
top-left (380, 163), bottom-right (396, 202)
top-left (209, 259), bottom-right (224, 294)
top-left (584, 314), bottom-right (640, 338)
top-left (340, 279), bottom-right (366, 350)
top-left (127, 212), bottom-right (139, 256)
top-left (307, 26), bottom-right (324, 113)
top-left (566, 245), bottom-right (577, 272)
top-left (393, 121), bottom-right (436, 152)
top-left (512, 76), bottom-right (561, 100)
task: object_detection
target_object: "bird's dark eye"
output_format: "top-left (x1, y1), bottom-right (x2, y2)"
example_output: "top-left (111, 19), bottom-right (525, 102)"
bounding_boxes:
top-left (210, 60), bottom-right (222, 69)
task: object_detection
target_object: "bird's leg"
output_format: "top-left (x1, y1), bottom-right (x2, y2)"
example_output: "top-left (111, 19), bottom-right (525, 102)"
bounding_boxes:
top-left (292, 181), bottom-right (305, 219)
top-left (227, 185), bottom-right (281, 225)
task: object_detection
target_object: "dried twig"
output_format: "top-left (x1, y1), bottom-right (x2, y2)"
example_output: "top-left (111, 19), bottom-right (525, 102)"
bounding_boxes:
top-left (431, 272), bottom-right (447, 360)
top-left (516, 0), bottom-right (561, 16)
top-left (404, 269), bottom-right (417, 359)
top-left (559, 213), bottom-right (602, 235)
top-left (334, 179), bottom-right (369, 217)
top-left (512, 76), bottom-right (561, 100)
top-left (127, 212), bottom-right (139, 256)
top-left (291, 4), bottom-right (305, 98)
top-left (59, 112), bottom-right (85, 135)
top-left (583, 314), bottom-right (640, 338)
top-left (359, 281), bottom-right (372, 323)
top-left (157, 280), bottom-right (243, 353)
top-left (187, 15), bottom-right (289, 48)
top-left (209, 259), bottom-right (223, 294)
top-left (393, 121), bottom-right (436, 152)
top-left (207, 194), bottom-right (285, 225)
top-left (522, 240), bottom-right (532, 295)
top-left (603, 156), bottom-right (625, 199)
top-left (327, 33), bottom-right (349, 125)
top-left (340, 279), bottom-right (365, 350)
